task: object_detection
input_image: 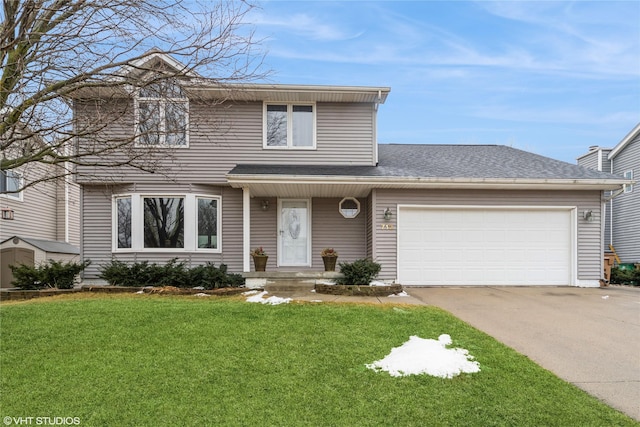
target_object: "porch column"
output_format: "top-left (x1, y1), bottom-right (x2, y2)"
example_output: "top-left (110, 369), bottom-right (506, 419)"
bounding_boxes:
top-left (243, 187), bottom-right (251, 272)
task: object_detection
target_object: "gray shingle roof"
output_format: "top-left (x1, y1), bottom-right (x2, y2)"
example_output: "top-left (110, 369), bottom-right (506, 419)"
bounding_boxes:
top-left (228, 144), bottom-right (625, 181)
top-left (1, 236), bottom-right (79, 254)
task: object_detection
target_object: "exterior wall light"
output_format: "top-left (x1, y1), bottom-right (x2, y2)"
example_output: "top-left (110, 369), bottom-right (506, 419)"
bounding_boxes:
top-left (583, 210), bottom-right (594, 222)
top-left (261, 200), bottom-right (270, 211)
top-left (1, 207), bottom-right (15, 220)
top-left (383, 207), bottom-right (393, 221)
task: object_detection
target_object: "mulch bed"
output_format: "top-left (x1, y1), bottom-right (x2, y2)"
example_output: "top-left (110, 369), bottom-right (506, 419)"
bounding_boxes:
top-left (0, 286), bottom-right (248, 301)
top-left (314, 283), bottom-right (403, 297)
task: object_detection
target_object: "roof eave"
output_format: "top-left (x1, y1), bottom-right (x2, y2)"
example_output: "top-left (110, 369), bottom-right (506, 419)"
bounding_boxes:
top-left (226, 174), bottom-right (629, 191)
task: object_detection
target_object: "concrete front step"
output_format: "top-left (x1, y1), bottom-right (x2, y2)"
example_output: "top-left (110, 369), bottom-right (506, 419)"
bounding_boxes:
top-left (243, 271), bottom-right (342, 290)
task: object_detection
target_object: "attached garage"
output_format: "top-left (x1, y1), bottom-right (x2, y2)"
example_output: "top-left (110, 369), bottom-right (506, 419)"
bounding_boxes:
top-left (397, 206), bottom-right (575, 286)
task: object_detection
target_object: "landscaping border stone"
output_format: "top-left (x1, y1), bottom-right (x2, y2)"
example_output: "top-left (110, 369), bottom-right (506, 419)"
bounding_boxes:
top-left (0, 286), bottom-right (249, 302)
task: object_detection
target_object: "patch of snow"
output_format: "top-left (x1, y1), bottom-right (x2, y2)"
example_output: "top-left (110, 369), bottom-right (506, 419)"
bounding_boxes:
top-left (310, 299), bottom-right (323, 303)
top-left (135, 290), bottom-right (144, 294)
top-left (194, 293), bottom-right (210, 297)
top-left (316, 280), bottom-right (336, 285)
top-left (245, 291), bottom-right (292, 305)
top-left (366, 334), bottom-right (480, 378)
top-left (310, 289), bottom-right (316, 293)
top-left (602, 295), bottom-right (609, 299)
top-left (193, 286), bottom-right (205, 290)
top-left (242, 290), bottom-right (260, 296)
top-left (369, 280), bottom-right (388, 287)
top-left (388, 291), bottom-right (409, 297)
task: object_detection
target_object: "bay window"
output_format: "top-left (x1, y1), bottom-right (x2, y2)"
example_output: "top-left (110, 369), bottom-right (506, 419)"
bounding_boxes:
top-left (113, 194), bottom-right (220, 252)
top-left (264, 103), bottom-right (315, 148)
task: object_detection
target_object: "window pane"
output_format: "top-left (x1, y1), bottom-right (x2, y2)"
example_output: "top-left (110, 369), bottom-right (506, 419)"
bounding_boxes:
top-left (143, 197), bottom-right (184, 248)
top-left (266, 105), bottom-right (287, 146)
top-left (1, 170), bottom-right (21, 197)
top-left (165, 101), bottom-right (187, 146)
top-left (292, 105), bottom-right (313, 147)
top-left (139, 80), bottom-right (185, 98)
top-left (117, 198), bottom-right (132, 248)
top-left (197, 198), bottom-right (218, 249)
top-left (138, 101), bottom-right (161, 145)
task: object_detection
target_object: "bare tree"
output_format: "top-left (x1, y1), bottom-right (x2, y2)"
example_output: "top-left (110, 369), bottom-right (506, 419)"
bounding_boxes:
top-left (1, 0), bottom-right (265, 193)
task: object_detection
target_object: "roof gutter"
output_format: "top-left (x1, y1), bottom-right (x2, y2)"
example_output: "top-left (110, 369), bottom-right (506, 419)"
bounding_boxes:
top-left (226, 174), bottom-right (630, 191)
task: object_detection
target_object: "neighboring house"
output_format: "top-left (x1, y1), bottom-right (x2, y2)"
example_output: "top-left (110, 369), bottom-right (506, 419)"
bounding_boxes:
top-left (577, 123), bottom-right (639, 264)
top-left (72, 54), bottom-right (629, 287)
top-left (0, 165), bottom-right (80, 287)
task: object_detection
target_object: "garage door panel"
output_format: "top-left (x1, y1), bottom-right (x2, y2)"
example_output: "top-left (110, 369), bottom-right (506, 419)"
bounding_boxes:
top-left (399, 208), bottom-right (573, 286)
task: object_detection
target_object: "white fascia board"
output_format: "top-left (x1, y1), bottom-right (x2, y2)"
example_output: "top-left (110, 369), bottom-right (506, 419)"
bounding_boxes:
top-left (609, 122), bottom-right (640, 159)
top-left (226, 174), bottom-right (630, 191)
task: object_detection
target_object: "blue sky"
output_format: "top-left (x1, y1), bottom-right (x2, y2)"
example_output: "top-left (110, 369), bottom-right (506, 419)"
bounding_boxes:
top-left (249, 1), bottom-right (640, 163)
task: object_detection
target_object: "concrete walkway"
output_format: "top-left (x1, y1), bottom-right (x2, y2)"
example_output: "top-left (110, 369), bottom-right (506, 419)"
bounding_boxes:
top-left (268, 285), bottom-right (640, 420)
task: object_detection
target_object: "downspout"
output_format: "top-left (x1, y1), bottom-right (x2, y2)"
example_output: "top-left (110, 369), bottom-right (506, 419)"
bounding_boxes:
top-left (373, 90), bottom-right (382, 165)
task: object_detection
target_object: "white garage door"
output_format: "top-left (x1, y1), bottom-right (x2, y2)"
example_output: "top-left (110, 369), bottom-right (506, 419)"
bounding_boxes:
top-left (398, 207), bottom-right (573, 286)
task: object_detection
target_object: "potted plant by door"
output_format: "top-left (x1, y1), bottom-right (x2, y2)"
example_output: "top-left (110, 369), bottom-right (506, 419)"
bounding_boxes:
top-left (251, 247), bottom-right (268, 272)
top-left (321, 248), bottom-right (338, 272)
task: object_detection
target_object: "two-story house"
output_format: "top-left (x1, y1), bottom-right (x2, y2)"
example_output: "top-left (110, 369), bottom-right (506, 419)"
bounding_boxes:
top-left (73, 54), bottom-right (629, 287)
top-left (577, 123), bottom-right (639, 265)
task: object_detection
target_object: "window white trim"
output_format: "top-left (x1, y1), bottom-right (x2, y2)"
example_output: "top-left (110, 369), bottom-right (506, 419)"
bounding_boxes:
top-left (0, 170), bottom-right (23, 201)
top-left (112, 193), bottom-right (221, 253)
top-left (134, 86), bottom-right (189, 148)
top-left (339, 197), bottom-right (360, 218)
top-left (623, 170), bottom-right (633, 193)
top-left (263, 102), bottom-right (316, 150)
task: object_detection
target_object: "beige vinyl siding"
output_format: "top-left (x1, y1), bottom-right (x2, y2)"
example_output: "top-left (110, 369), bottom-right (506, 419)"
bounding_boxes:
top-left (81, 183), bottom-right (244, 280)
top-left (1, 166), bottom-right (59, 242)
top-left (54, 177), bottom-right (81, 246)
top-left (611, 137), bottom-right (640, 262)
top-left (373, 189), bottom-right (603, 283)
top-left (311, 198), bottom-right (366, 268)
top-left (66, 179), bottom-right (81, 246)
top-left (75, 101), bottom-right (377, 185)
top-left (577, 150), bottom-right (599, 170)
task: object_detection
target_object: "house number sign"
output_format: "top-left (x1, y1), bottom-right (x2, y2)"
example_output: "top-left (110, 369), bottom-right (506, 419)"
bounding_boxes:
top-left (381, 224), bottom-right (394, 230)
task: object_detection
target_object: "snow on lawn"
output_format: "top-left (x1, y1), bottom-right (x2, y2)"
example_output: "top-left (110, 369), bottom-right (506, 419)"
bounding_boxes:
top-left (366, 334), bottom-right (480, 378)
top-left (388, 291), bottom-right (409, 297)
top-left (245, 291), bottom-right (292, 305)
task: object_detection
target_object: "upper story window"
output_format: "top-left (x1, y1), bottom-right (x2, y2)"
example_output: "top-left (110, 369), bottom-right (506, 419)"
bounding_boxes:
top-left (623, 170), bottom-right (633, 193)
top-left (0, 170), bottom-right (23, 201)
top-left (135, 80), bottom-right (189, 147)
top-left (264, 103), bottom-right (315, 149)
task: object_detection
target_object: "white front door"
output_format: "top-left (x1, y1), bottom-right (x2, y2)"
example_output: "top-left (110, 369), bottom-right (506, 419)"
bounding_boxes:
top-left (278, 199), bottom-right (311, 266)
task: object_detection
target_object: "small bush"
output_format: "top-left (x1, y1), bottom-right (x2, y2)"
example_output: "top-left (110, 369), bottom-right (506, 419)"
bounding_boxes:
top-left (335, 258), bottom-right (381, 286)
top-left (610, 266), bottom-right (639, 286)
top-left (10, 260), bottom-right (91, 290)
top-left (99, 258), bottom-right (245, 288)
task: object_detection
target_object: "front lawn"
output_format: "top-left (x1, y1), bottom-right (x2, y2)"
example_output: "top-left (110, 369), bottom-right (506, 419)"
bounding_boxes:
top-left (0, 294), bottom-right (635, 426)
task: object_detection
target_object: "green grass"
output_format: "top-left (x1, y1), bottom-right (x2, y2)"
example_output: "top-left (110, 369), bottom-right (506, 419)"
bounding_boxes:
top-left (0, 294), bottom-right (636, 426)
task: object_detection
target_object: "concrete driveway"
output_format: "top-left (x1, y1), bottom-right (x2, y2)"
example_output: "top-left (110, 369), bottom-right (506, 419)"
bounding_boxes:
top-left (406, 286), bottom-right (640, 421)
